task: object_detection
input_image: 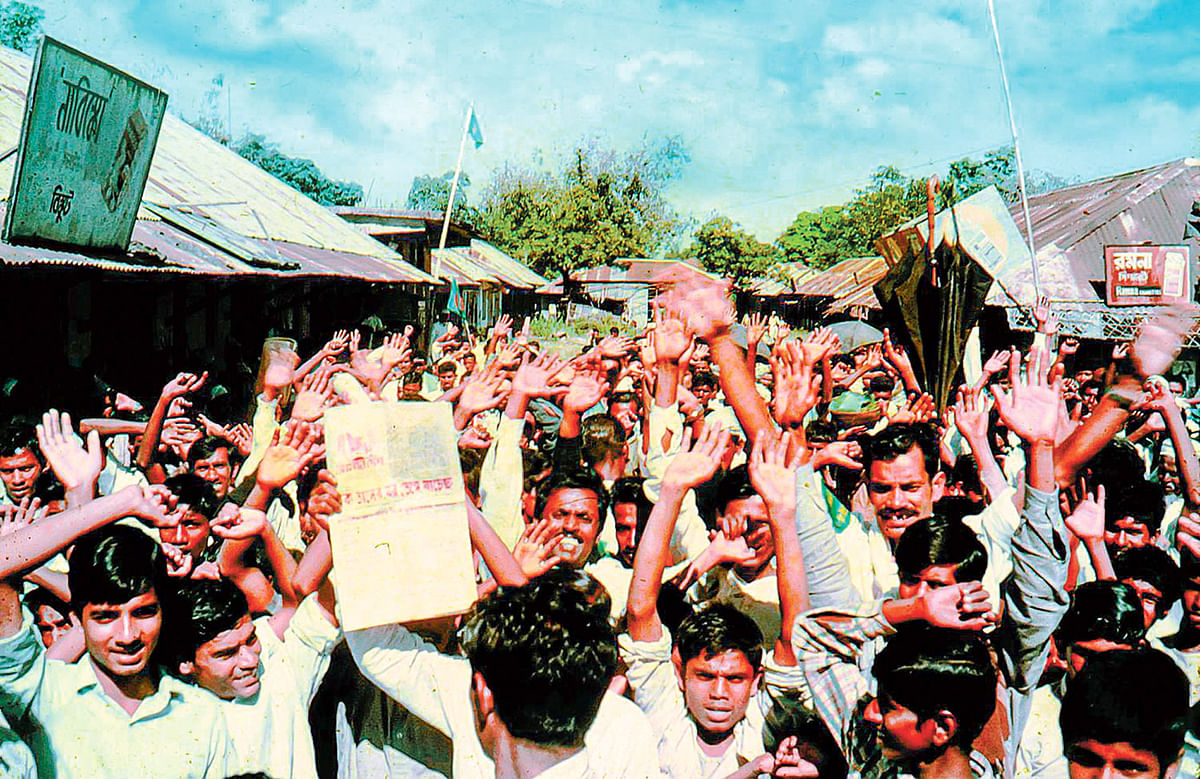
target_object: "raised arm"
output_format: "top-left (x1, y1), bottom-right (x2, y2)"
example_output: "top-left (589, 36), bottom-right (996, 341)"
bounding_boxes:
top-left (294, 329), bottom-right (350, 382)
top-left (953, 385), bottom-right (1008, 502)
top-left (627, 425), bottom-right (729, 642)
top-left (137, 371), bottom-right (207, 471)
top-left (36, 410), bottom-right (103, 508)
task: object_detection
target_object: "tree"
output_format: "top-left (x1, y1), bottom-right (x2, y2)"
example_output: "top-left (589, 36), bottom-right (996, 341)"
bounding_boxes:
top-left (477, 135), bottom-right (688, 278)
top-left (776, 206), bottom-right (856, 269)
top-left (0, 1), bottom-right (42, 53)
top-left (680, 215), bottom-right (778, 278)
top-left (233, 134), bottom-right (363, 207)
top-left (406, 171), bottom-right (477, 226)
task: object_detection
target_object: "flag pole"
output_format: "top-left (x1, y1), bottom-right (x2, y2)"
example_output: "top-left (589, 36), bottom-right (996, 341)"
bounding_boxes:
top-left (987, 0), bottom-right (1040, 305)
top-left (435, 103), bottom-right (473, 282)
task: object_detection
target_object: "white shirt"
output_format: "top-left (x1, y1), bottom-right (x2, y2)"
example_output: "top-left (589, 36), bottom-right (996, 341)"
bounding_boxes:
top-left (346, 621), bottom-right (662, 778)
top-left (619, 629), bottom-right (804, 778)
top-left (221, 595), bottom-right (340, 779)
top-left (0, 608), bottom-right (233, 778)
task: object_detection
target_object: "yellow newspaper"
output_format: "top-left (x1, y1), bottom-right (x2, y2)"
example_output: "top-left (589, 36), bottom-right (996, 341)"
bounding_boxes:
top-left (324, 401), bottom-right (476, 630)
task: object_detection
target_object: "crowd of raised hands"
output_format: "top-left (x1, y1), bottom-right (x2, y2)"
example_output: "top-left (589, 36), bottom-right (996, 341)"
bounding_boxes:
top-left (4, 266), bottom-right (1200, 778)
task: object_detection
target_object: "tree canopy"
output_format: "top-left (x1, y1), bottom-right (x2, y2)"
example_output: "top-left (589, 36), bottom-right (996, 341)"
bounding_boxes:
top-left (0, 1), bottom-right (42, 52)
top-left (233, 134), bottom-right (363, 207)
top-left (406, 171), bottom-right (477, 226)
top-left (475, 135), bottom-right (688, 278)
top-left (678, 215), bottom-right (778, 278)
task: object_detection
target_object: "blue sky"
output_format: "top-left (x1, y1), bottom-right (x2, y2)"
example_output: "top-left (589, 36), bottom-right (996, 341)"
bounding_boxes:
top-left (37, 0), bottom-right (1200, 242)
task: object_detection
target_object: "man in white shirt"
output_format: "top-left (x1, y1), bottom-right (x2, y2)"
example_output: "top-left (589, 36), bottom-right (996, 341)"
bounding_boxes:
top-left (167, 575), bottom-right (340, 779)
top-left (0, 524), bottom-right (233, 778)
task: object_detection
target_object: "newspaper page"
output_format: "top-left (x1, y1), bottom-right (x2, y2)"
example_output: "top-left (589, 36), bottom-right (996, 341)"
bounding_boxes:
top-left (324, 401), bottom-right (476, 630)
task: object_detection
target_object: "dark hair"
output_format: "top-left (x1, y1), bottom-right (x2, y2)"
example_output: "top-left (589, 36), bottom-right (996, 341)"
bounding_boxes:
top-left (675, 603), bottom-right (763, 669)
top-left (521, 448), bottom-right (551, 495)
top-left (894, 517), bottom-right (988, 584)
top-left (762, 693), bottom-right (848, 779)
top-left (185, 436), bottom-right (233, 468)
top-left (608, 391), bottom-right (640, 409)
top-left (68, 525), bottom-right (168, 615)
top-left (164, 578), bottom-right (249, 667)
top-left (691, 371), bottom-right (718, 390)
top-left (949, 454), bottom-right (983, 497)
top-left (610, 476), bottom-right (653, 526)
top-left (713, 464), bottom-right (756, 516)
top-left (1055, 580), bottom-right (1146, 649)
top-left (861, 422), bottom-right (939, 482)
top-left (0, 426), bottom-right (40, 461)
top-left (1087, 440), bottom-right (1145, 495)
top-left (437, 360), bottom-right (458, 374)
top-left (830, 354), bottom-right (855, 370)
top-left (805, 419), bottom-right (837, 446)
top-left (581, 415), bottom-right (627, 467)
top-left (163, 473), bottom-right (220, 521)
top-left (868, 374), bottom-right (895, 394)
top-left (1060, 649), bottom-right (1188, 770)
top-left (1114, 546), bottom-right (1182, 620)
top-left (25, 586), bottom-right (70, 619)
top-left (459, 574), bottom-right (617, 747)
top-left (1106, 479), bottom-right (1166, 536)
top-left (535, 467), bottom-right (609, 527)
top-left (873, 627), bottom-right (998, 749)
top-left (459, 446), bottom-right (486, 498)
top-left (402, 370), bottom-right (424, 386)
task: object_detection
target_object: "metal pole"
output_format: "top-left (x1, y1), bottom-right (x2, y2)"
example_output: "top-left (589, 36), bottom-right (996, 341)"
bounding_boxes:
top-left (987, 0), bottom-right (1040, 303)
top-left (435, 104), bottom-right (473, 281)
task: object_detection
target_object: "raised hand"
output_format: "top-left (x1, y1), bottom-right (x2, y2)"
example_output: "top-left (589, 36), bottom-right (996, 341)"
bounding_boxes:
top-left (953, 385), bottom-right (991, 441)
top-left (511, 352), bottom-right (568, 399)
top-left (348, 329), bottom-right (362, 354)
top-left (324, 329), bottom-right (351, 356)
top-left (1112, 342), bottom-right (1130, 361)
top-left (654, 267), bottom-right (735, 342)
top-left (304, 470), bottom-right (341, 533)
top-left (37, 409), bottom-right (103, 493)
top-left (800, 326), bottom-right (840, 364)
top-left (224, 423), bottom-right (254, 458)
top-left (597, 334), bottom-right (634, 359)
top-left (663, 424), bottom-right (731, 493)
top-left (881, 328), bottom-right (914, 378)
top-left (1177, 511), bottom-right (1200, 560)
top-left (0, 498), bottom-right (45, 536)
top-left (379, 332), bottom-right (412, 370)
top-left (161, 542), bottom-right (193, 578)
top-left (672, 531), bottom-right (754, 591)
top-left (888, 392), bottom-right (936, 425)
top-left (292, 363), bottom-right (338, 422)
top-left (1058, 337), bottom-right (1080, 356)
top-left (810, 440), bottom-right (863, 471)
top-left (562, 368), bottom-right (610, 414)
top-left (491, 314), bottom-right (513, 342)
top-left (651, 304), bottom-right (694, 364)
top-left (1032, 294), bottom-right (1058, 336)
top-left (769, 340), bottom-right (820, 429)
top-left (456, 360), bottom-right (510, 418)
top-left (128, 484), bottom-right (179, 528)
top-left (161, 417), bottom-right (202, 449)
top-left (211, 507), bottom-right (269, 541)
top-left (1130, 304), bottom-right (1196, 378)
top-left (744, 312), bottom-right (768, 344)
top-left (982, 348), bottom-right (1010, 375)
top-left (257, 419), bottom-right (324, 490)
top-left (920, 581), bottom-right (995, 631)
top-left (512, 518), bottom-right (563, 579)
top-left (747, 432), bottom-right (798, 513)
top-left (1065, 484), bottom-right (1105, 542)
top-left (162, 371), bottom-right (208, 401)
top-left (992, 347), bottom-right (1062, 444)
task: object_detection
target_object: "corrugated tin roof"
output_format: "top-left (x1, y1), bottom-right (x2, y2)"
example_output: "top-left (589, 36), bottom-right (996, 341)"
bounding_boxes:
top-left (746, 263), bottom-right (821, 296)
top-left (0, 46), bottom-right (435, 284)
top-left (794, 256), bottom-right (887, 298)
top-left (538, 266), bottom-right (643, 302)
top-left (430, 239), bottom-right (549, 290)
top-left (1009, 158), bottom-right (1200, 286)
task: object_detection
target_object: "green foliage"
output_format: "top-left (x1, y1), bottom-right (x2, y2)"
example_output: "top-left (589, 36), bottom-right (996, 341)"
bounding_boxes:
top-left (776, 206), bottom-right (855, 269)
top-left (476, 135), bottom-right (688, 278)
top-left (680, 215), bottom-right (778, 278)
top-left (233, 133), bottom-right (363, 207)
top-left (406, 171), bottom-right (477, 226)
top-left (0, 1), bottom-right (42, 53)
top-left (529, 312), bottom-right (633, 339)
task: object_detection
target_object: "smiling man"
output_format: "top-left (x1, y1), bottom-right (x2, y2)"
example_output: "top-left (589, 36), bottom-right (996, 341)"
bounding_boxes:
top-left (0, 524), bottom-right (233, 778)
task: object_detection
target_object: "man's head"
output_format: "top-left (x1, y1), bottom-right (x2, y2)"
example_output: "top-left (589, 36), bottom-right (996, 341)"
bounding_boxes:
top-left (894, 517), bottom-right (987, 600)
top-left (829, 353), bottom-right (855, 383)
top-left (535, 468), bottom-right (608, 568)
top-left (865, 628), bottom-right (997, 763)
top-left (1060, 649), bottom-right (1188, 779)
top-left (436, 360), bottom-right (459, 390)
top-left (691, 372), bottom-right (718, 408)
top-left (607, 392), bottom-right (640, 438)
top-left (461, 352), bottom-right (477, 375)
top-left (1079, 379), bottom-right (1104, 416)
top-left (1054, 580), bottom-right (1146, 677)
top-left (0, 427), bottom-right (43, 503)
top-left (868, 374), bottom-right (895, 401)
top-left (68, 526), bottom-right (168, 678)
top-left (160, 474), bottom-right (219, 560)
top-left (672, 605), bottom-right (764, 739)
top-left (862, 423), bottom-right (945, 542)
top-left (1104, 479), bottom-right (1165, 554)
top-left (167, 579), bottom-right (261, 700)
top-left (1113, 546), bottom-right (1181, 631)
top-left (26, 587), bottom-right (72, 648)
top-left (714, 465), bottom-right (773, 576)
top-left (610, 477), bottom-right (652, 569)
top-left (460, 574), bottom-right (616, 756)
top-left (581, 415), bottom-right (628, 475)
top-left (762, 693), bottom-right (849, 779)
top-left (401, 370), bottom-right (425, 400)
top-left (187, 437), bottom-right (235, 499)
top-left (1177, 551), bottom-right (1200, 634)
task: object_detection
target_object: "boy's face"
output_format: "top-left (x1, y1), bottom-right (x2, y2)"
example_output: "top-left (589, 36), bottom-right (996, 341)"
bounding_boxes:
top-left (863, 690), bottom-right (940, 761)
top-left (897, 563), bottom-right (959, 600)
top-left (1066, 739), bottom-right (1160, 779)
top-left (34, 603), bottom-right (72, 648)
top-left (158, 508), bottom-right (211, 560)
top-left (1104, 517), bottom-right (1155, 554)
top-left (80, 590), bottom-right (162, 678)
top-left (675, 648), bottom-right (760, 738)
top-left (182, 613), bottom-right (262, 700)
top-left (1122, 577), bottom-right (1165, 630)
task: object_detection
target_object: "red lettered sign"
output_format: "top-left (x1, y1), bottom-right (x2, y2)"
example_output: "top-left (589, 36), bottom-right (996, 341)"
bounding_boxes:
top-left (1105, 245), bottom-right (1191, 305)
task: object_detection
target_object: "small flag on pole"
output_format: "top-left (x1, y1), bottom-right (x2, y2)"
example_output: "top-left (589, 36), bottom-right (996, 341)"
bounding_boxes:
top-left (467, 108), bottom-right (483, 149)
top-left (447, 276), bottom-right (465, 315)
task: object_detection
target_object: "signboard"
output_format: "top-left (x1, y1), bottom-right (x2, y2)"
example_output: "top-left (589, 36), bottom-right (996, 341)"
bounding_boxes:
top-left (2, 37), bottom-right (167, 252)
top-left (1105, 245), bottom-right (1191, 306)
top-left (324, 401), bottom-right (477, 631)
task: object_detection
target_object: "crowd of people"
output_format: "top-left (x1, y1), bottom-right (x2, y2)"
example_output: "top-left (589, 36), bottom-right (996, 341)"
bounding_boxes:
top-left (1, 266), bottom-right (1199, 778)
